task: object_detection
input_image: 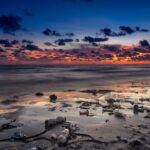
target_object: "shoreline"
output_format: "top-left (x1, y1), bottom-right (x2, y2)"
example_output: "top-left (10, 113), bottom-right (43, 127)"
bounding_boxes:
top-left (0, 81), bottom-right (150, 149)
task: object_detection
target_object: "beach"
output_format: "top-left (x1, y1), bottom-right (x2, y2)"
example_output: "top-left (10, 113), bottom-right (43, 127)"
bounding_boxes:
top-left (0, 65), bottom-right (150, 150)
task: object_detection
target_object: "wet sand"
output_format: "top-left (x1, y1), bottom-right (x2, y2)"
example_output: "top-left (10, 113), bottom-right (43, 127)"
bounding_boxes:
top-left (0, 81), bottom-right (150, 149)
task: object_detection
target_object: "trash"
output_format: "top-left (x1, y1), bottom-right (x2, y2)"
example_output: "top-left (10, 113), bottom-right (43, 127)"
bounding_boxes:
top-left (45, 116), bottom-right (66, 129)
top-left (57, 129), bottom-right (70, 146)
top-left (12, 129), bottom-right (26, 139)
top-left (49, 94), bottom-right (57, 103)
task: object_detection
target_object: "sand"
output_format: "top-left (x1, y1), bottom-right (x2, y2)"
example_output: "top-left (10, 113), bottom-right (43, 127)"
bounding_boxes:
top-left (0, 81), bottom-right (150, 150)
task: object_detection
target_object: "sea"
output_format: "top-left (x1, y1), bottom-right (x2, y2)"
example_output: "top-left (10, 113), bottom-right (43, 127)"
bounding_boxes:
top-left (0, 64), bottom-right (150, 99)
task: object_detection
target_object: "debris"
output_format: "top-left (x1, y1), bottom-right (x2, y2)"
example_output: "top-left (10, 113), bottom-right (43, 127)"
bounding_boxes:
top-left (49, 94), bottom-right (57, 103)
top-left (12, 129), bottom-right (26, 139)
top-left (57, 129), bottom-right (70, 146)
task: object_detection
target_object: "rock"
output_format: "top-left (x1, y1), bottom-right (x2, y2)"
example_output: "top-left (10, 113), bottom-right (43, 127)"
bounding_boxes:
top-left (144, 114), bottom-right (150, 119)
top-left (61, 102), bottom-right (72, 108)
top-left (106, 98), bottom-right (115, 104)
top-left (105, 119), bottom-right (109, 123)
top-left (114, 110), bottom-right (126, 119)
top-left (102, 108), bottom-right (113, 113)
top-left (133, 105), bottom-right (139, 114)
top-left (35, 92), bottom-right (44, 96)
top-left (133, 105), bottom-right (144, 114)
top-left (49, 94), bottom-right (57, 103)
top-left (138, 124), bottom-right (148, 129)
top-left (48, 106), bottom-right (56, 111)
top-left (128, 139), bottom-right (143, 147)
top-left (79, 110), bottom-right (89, 116)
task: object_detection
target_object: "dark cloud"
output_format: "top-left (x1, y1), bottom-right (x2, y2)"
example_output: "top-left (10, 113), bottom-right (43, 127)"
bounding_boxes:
top-left (101, 28), bottom-right (126, 37)
top-left (11, 40), bottom-right (19, 45)
top-left (65, 33), bottom-right (75, 37)
top-left (136, 26), bottom-right (149, 32)
top-left (25, 44), bottom-right (41, 50)
top-left (119, 26), bottom-right (135, 34)
top-left (76, 39), bottom-right (80, 42)
top-left (55, 38), bottom-right (73, 46)
top-left (42, 28), bottom-right (62, 36)
top-left (139, 40), bottom-right (150, 47)
top-left (44, 42), bottom-right (53, 46)
top-left (0, 48), bottom-right (4, 52)
top-left (83, 36), bottom-right (108, 43)
top-left (0, 14), bottom-right (22, 35)
top-left (23, 9), bottom-right (35, 16)
top-left (0, 39), bottom-right (12, 47)
top-left (22, 40), bottom-right (34, 44)
top-left (104, 45), bottom-right (121, 53)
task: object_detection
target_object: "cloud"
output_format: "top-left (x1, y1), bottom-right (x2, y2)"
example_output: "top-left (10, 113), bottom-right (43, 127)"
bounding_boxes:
top-left (25, 44), bottom-right (41, 50)
top-left (0, 39), bottom-right (12, 47)
top-left (119, 26), bottom-right (135, 34)
top-left (0, 48), bottom-right (4, 52)
top-left (136, 26), bottom-right (149, 32)
top-left (42, 28), bottom-right (62, 36)
top-left (0, 14), bottom-right (22, 35)
top-left (83, 36), bottom-right (108, 43)
top-left (44, 42), bottom-right (53, 46)
top-left (11, 40), bottom-right (19, 45)
top-left (101, 28), bottom-right (126, 37)
top-left (22, 40), bottom-right (34, 44)
top-left (104, 45), bottom-right (121, 53)
top-left (139, 40), bottom-right (150, 47)
top-left (23, 9), bottom-right (35, 16)
top-left (55, 38), bottom-right (74, 45)
top-left (65, 33), bottom-right (75, 37)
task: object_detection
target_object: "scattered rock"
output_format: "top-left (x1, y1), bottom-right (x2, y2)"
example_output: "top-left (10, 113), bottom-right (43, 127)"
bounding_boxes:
top-left (79, 110), bottom-right (89, 116)
top-left (128, 139), bottom-right (143, 148)
top-left (48, 106), bottom-right (56, 111)
top-left (133, 105), bottom-right (144, 114)
top-left (35, 92), bottom-right (44, 97)
top-left (144, 114), bottom-right (150, 119)
top-left (61, 102), bottom-right (72, 108)
top-left (114, 110), bottom-right (126, 119)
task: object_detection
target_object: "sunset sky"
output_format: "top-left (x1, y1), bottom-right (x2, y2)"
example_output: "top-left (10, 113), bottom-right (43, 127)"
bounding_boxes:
top-left (0, 0), bottom-right (150, 64)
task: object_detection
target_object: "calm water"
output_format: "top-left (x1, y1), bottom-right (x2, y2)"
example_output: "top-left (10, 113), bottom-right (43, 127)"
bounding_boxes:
top-left (0, 64), bottom-right (150, 98)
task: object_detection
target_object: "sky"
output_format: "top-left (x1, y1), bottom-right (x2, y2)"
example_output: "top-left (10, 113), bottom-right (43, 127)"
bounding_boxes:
top-left (0, 0), bottom-right (150, 64)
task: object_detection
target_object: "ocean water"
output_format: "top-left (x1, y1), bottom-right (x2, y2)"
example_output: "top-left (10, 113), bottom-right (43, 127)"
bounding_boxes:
top-left (0, 64), bottom-right (150, 98)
